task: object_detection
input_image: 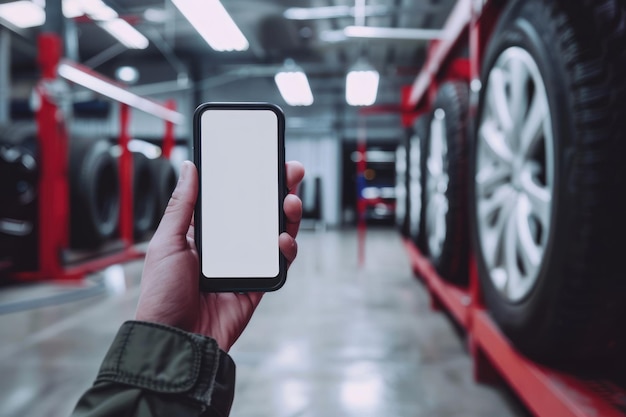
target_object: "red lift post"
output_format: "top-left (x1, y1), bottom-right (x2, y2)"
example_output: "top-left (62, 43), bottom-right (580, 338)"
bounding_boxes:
top-left (401, 0), bottom-right (626, 416)
top-left (14, 32), bottom-right (183, 283)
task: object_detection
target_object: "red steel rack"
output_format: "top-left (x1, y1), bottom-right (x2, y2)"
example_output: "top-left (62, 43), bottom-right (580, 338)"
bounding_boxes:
top-left (13, 32), bottom-right (183, 282)
top-left (404, 241), bottom-right (626, 417)
top-left (400, 0), bottom-right (626, 415)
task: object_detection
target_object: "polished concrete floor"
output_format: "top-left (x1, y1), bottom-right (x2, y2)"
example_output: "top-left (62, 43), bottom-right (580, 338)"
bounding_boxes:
top-left (0, 227), bottom-right (528, 417)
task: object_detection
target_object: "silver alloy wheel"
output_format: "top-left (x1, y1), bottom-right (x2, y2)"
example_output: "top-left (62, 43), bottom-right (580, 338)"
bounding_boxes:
top-left (476, 46), bottom-right (555, 302)
top-left (426, 108), bottom-right (449, 259)
top-left (408, 132), bottom-right (422, 238)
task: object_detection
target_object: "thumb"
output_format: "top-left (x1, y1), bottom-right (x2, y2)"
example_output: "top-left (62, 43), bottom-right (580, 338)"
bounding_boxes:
top-left (153, 160), bottom-right (198, 241)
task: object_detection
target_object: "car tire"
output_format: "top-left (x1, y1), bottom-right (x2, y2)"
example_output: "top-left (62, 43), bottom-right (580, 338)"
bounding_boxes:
top-left (423, 82), bottom-right (470, 284)
top-left (471, 0), bottom-right (626, 364)
top-left (70, 137), bottom-right (120, 248)
top-left (132, 152), bottom-right (158, 239)
top-left (0, 124), bottom-right (38, 270)
top-left (395, 138), bottom-right (410, 236)
top-left (409, 115), bottom-right (429, 251)
top-left (149, 157), bottom-right (177, 229)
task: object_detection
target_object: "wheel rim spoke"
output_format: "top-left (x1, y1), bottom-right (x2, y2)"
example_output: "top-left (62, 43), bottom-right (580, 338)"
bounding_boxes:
top-left (519, 167), bottom-right (551, 229)
top-left (519, 92), bottom-right (547, 159)
top-left (479, 185), bottom-right (515, 268)
top-left (503, 207), bottom-right (521, 299)
top-left (479, 121), bottom-right (514, 164)
top-left (476, 164), bottom-right (511, 196)
top-left (508, 55), bottom-right (530, 130)
top-left (488, 68), bottom-right (513, 132)
top-left (516, 194), bottom-right (542, 279)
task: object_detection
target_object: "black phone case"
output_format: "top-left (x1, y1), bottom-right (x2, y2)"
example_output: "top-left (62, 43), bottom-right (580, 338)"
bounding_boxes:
top-left (193, 102), bottom-right (287, 292)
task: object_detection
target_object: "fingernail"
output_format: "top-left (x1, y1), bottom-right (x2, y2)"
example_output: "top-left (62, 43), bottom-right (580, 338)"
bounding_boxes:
top-left (179, 161), bottom-right (190, 182)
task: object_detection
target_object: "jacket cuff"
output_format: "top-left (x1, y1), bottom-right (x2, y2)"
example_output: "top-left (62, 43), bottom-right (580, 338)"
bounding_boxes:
top-left (96, 321), bottom-right (235, 413)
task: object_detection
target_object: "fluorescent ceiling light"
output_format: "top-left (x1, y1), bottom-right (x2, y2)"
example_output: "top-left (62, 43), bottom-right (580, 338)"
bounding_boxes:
top-left (98, 19), bottom-right (149, 49)
top-left (346, 62), bottom-right (379, 106)
top-left (58, 61), bottom-right (184, 124)
top-left (63, 0), bottom-right (145, 50)
top-left (62, 0), bottom-right (118, 20)
top-left (284, 5), bottom-right (350, 20)
top-left (80, 0), bottom-right (118, 21)
top-left (172, 0), bottom-right (248, 51)
top-left (321, 26), bottom-right (443, 43)
top-left (62, 0), bottom-right (84, 18)
top-left (144, 7), bottom-right (168, 23)
top-left (344, 25), bottom-right (443, 40)
top-left (0, 1), bottom-right (45, 28)
top-left (275, 68), bottom-right (314, 106)
top-left (284, 5), bottom-right (387, 20)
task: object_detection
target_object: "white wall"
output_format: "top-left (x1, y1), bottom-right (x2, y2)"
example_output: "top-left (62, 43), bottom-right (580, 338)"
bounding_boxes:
top-left (286, 136), bottom-right (341, 227)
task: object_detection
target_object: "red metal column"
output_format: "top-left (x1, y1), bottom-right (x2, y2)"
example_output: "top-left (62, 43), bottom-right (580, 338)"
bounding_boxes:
top-left (162, 99), bottom-right (175, 159)
top-left (35, 33), bottom-right (69, 278)
top-left (118, 103), bottom-right (133, 246)
top-left (400, 85), bottom-right (418, 128)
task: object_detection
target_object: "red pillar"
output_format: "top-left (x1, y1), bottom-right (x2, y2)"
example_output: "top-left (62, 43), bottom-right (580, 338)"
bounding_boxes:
top-left (35, 33), bottom-right (68, 278)
top-left (118, 103), bottom-right (134, 245)
top-left (162, 99), bottom-right (175, 159)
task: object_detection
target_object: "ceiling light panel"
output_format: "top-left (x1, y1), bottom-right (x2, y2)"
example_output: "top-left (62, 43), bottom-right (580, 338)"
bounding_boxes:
top-left (0, 1), bottom-right (45, 28)
top-left (172, 0), bottom-right (249, 52)
top-left (98, 18), bottom-right (149, 49)
top-left (275, 71), bottom-right (314, 106)
top-left (346, 70), bottom-right (379, 106)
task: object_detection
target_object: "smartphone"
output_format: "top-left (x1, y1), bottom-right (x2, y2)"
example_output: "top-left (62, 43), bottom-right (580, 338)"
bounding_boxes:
top-left (193, 102), bottom-right (287, 292)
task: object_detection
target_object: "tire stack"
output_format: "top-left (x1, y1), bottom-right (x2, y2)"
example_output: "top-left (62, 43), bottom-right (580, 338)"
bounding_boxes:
top-left (0, 124), bottom-right (39, 272)
top-left (398, 0), bottom-right (626, 368)
top-left (397, 83), bottom-right (470, 285)
top-left (71, 138), bottom-right (179, 246)
top-left (70, 142), bottom-right (177, 246)
top-left (0, 126), bottom-right (178, 275)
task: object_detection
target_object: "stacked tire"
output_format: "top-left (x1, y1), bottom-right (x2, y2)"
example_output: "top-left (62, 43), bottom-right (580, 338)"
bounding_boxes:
top-left (70, 141), bottom-right (177, 246)
top-left (395, 136), bottom-right (409, 236)
top-left (0, 124), bottom-right (39, 271)
top-left (422, 83), bottom-right (470, 284)
top-left (69, 137), bottom-right (120, 248)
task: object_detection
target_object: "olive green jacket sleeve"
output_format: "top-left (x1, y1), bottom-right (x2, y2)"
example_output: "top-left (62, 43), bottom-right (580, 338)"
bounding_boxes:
top-left (71, 321), bottom-right (236, 417)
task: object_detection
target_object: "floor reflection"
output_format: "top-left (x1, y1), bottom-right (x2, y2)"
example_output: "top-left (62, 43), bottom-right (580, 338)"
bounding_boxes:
top-left (0, 228), bottom-right (528, 417)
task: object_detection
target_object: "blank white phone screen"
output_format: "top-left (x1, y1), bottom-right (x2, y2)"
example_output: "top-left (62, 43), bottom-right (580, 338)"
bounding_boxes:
top-left (200, 109), bottom-right (279, 278)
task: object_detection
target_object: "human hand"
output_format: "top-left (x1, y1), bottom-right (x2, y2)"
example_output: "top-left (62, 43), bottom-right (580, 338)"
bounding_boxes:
top-left (135, 160), bottom-right (304, 351)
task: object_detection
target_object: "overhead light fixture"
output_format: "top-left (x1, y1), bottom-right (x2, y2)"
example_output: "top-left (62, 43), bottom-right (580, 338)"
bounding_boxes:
top-left (144, 7), bottom-right (168, 23)
top-left (58, 61), bottom-right (184, 124)
top-left (343, 26), bottom-right (443, 40)
top-left (320, 26), bottom-right (443, 43)
top-left (284, 5), bottom-right (387, 20)
top-left (0, 1), bottom-right (45, 28)
top-left (98, 19), bottom-right (149, 49)
top-left (62, 0), bottom-right (84, 18)
top-left (346, 60), bottom-right (379, 106)
top-left (62, 0), bottom-right (118, 20)
top-left (274, 61), bottom-right (314, 106)
top-left (172, 0), bottom-right (248, 52)
top-left (115, 66), bottom-right (139, 84)
top-left (62, 0), bottom-right (149, 49)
